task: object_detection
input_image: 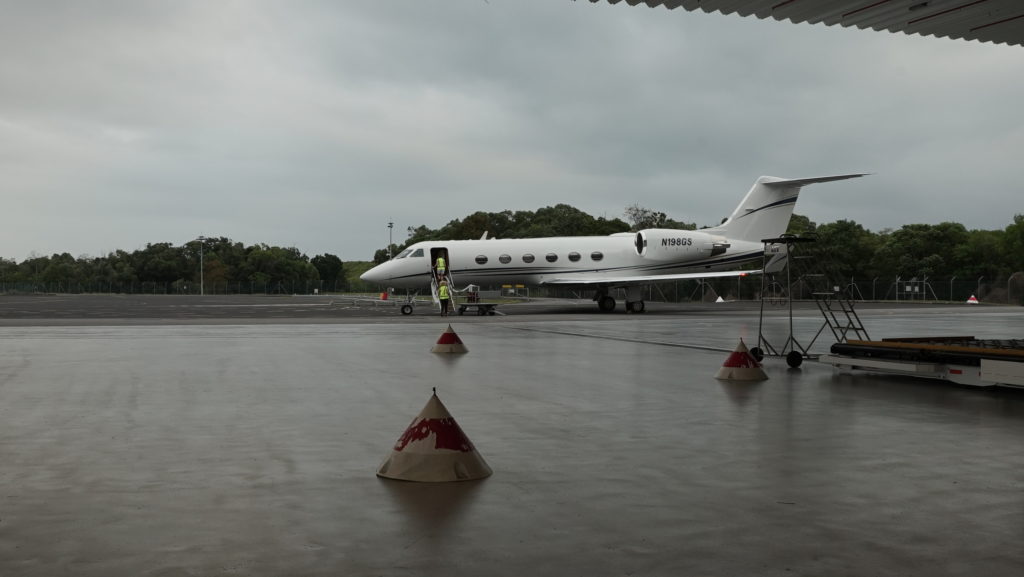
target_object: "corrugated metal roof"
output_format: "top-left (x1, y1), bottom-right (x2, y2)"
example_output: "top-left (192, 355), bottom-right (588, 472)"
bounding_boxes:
top-left (589, 0), bottom-right (1024, 47)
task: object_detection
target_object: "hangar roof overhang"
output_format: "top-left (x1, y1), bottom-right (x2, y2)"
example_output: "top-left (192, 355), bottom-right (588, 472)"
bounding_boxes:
top-left (587, 0), bottom-right (1024, 47)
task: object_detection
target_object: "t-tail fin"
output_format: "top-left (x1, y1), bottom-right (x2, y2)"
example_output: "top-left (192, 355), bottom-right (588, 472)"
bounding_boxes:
top-left (706, 174), bottom-right (866, 243)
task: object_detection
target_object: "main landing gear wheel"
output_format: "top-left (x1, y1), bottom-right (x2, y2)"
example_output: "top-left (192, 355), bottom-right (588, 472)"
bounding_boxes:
top-left (786, 351), bottom-right (803, 368)
top-left (626, 301), bottom-right (646, 313)
top-left (400, 304), bottom-right (413, 315)
top-left (750, 347), bottom-right (764, 362)
top-left (598, 296), bottom-right (616, 313)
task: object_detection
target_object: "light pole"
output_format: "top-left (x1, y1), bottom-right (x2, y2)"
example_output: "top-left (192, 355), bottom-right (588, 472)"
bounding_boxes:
top-left (387, 220), bottom-right (394, 259)
top-left (196, 235), bottom-right (207, 295)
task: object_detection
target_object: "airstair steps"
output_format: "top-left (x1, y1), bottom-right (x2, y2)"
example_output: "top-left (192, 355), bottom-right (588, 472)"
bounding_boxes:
top-left (430, 272), bottom-right (456, 312)
top-left (814, 291), bottom-right (870, 343)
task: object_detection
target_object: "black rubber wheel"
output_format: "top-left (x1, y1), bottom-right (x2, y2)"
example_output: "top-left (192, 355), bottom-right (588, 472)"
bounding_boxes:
top-left (750, 347), bottom-right (764, 362)
top-left (400, 304), bottom-right (413, 315)
top-left (598, 296), bottom-right (616, 312)
top-left (786, 350), bottom-right (803, 368)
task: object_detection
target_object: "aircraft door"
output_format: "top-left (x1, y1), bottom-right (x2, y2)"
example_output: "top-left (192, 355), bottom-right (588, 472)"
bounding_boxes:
top-left (430, 247), bottom-right (451, 282)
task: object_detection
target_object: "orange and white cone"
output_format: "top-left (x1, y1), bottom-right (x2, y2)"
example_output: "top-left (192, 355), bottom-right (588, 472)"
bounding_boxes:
top-left (431, 324), bottom-right (468, 354)
top-left (966, 295), bottom-right (979, 304)
top-left (377, 390), bottom-right (492, 482)
top-left (715, 339), bottom-right (768, 381)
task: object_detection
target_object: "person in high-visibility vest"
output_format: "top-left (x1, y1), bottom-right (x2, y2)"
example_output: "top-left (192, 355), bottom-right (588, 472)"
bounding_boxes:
top-left (438, 279), bottom-right (451, 317)
top-left (435, 255), bottom-right (446, 281)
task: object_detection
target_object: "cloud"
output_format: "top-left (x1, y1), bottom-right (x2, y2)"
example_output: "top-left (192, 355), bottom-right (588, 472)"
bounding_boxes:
top-left (2, 0), bottom-right (1022, 262)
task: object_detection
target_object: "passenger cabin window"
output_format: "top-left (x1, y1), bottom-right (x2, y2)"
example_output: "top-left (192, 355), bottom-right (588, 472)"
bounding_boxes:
top-left (591, 251), bottom-right (604, 261)
top-left (475, 255), bottom-right (488, 265)
top-left (546, 253), bottom-right (558, 263)
top-left (410, 248), bottom-right (424, 257)
top-left (522, 254), bottom-right (535, 263)
top-left (499, 254), bottom-right (511, 264)
top-left (568, 252), bottom-right (581, 262)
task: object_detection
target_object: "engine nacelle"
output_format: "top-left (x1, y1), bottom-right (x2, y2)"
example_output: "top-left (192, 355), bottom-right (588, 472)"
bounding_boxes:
top-left (634, 229), bottom-right (730, 261)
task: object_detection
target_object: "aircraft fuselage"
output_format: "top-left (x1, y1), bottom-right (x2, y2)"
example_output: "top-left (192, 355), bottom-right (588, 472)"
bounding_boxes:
top-left (361, 231), bottom-right (764, 290)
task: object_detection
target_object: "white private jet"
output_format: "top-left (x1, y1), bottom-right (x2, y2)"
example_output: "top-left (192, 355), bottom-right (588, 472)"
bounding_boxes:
top-left (360, 174), bottom-right (865, 313)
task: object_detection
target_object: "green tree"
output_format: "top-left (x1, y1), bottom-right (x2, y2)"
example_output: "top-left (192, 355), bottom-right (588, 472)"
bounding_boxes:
top-left (106, 250), bottom-right (138, 285)
top-left (241, 245), bottom-right (319, 290)
top-left (1, 257), bottom-right (18, 286)
top-left (1002, 214), bottom-right (1024, 273)
top-left (815, 220), bottom-right (879, 279)
top-left (133, 243), bottom-right (187, 284)
top-left (19, 254), bottom-right (52, 281)
top-left (373, 245), bottom-right (401, 264)
top-left (786, 214), bottom-right (817, 236)
top-left (312, 253), bottom-right (346, 290)
top-left (40, 253), bottom-right (79, 287)
top-left (624, 204), bottom-right (668, 231)
top-left (889, 223), bottom-right (968, 278)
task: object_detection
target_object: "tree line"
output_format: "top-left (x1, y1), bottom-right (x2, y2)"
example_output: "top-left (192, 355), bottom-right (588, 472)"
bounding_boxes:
top-left (0, 237), bottom-right (347, 294)
top-left (4, 208), bottom-right (1022, 300)
top-left (782, 214), bottom-right (1024, 286)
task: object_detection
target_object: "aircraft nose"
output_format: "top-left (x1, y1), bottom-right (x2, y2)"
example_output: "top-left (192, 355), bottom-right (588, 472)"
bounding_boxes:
top-left (360, 265), bottom-right (386, 283)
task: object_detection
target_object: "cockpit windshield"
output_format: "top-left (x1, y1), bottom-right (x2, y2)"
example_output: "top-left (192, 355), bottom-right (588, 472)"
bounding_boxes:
top-left (410, 248), bottom-right (425, 257)
top-left (394, 249), bottom-right (413, 259)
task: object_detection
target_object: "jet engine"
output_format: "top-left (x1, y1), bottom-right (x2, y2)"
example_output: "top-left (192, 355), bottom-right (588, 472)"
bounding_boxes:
top-left (634, 229), bottom-right (730, 260)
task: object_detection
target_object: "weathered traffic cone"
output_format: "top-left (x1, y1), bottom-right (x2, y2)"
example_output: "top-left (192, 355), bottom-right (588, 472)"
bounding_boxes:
top-left (431, 324), bottom-right (468, 354)
top-left (715, 339), bottom-right (768, 381)
top-left (377, 389), bottom-right (492, 482)
top-left (966, 295), bottom-right (979, 304)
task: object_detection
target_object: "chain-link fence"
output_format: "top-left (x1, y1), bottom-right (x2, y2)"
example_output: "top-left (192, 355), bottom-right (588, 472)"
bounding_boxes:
top-left (528, 273), bottom-right (1024, 305)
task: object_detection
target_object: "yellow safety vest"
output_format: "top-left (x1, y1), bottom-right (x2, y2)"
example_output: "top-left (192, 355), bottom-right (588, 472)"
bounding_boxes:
top-left (436, 257), bottom-right (446, 269)
top-left (438, 285), bottom-right (449, 299)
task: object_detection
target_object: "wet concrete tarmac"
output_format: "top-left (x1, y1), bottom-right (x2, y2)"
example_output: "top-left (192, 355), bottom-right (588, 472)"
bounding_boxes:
top-left (0, 296), bottom-right (1022, 576)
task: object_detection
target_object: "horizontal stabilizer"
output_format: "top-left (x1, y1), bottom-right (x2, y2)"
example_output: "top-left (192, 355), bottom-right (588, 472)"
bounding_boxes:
top-left (762, 174), bottom-right (867, 188)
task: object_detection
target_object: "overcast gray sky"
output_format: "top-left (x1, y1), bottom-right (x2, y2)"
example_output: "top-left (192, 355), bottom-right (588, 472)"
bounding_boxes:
top-left (2, 0), bottom-right (1022, 262)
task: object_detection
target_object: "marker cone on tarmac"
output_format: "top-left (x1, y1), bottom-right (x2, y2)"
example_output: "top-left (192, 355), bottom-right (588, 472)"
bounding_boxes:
top-left (966, 295), bottom-right (980, 304)
top-left (431, 324), bottom-right (468, 354)
top-left (715, 339), bottom-right (768, 381)
top-left (377, 390), bottom-right (492, 482)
